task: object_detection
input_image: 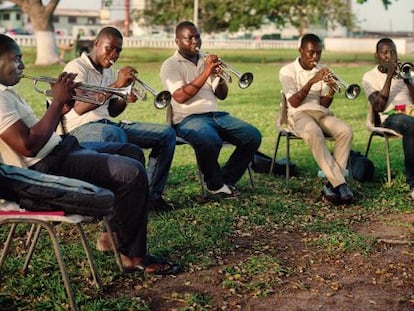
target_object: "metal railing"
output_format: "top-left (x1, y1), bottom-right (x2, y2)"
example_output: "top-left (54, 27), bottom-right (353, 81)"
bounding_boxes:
top-left (11, 34), bottom-right (299, 50)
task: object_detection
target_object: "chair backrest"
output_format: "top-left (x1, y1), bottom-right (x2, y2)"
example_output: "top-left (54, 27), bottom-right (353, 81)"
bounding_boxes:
top-left (276, 92), bottom-right (289, 131)
top-left (365, 101), bottom-right (401, 136)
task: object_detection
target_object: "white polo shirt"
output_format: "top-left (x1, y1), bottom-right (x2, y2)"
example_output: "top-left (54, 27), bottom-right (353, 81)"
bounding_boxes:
top-left (62, 52), bottom-right (116, 132)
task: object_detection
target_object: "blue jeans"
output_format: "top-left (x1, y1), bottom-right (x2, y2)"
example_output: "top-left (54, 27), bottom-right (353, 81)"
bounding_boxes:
top-left (174, 112), bottom-right (261, 190)
top-left (69, 119), bottom-right (176, 201)
top-left (383, 114), bottom-right (414, 188)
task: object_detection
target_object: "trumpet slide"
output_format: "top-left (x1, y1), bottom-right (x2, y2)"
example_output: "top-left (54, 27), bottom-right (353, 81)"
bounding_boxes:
top-left (196, 48), bottom-right (254, 89)
top-left (23, 75), bottom-right (132, 105)
top-left (313, 63), bottom-right (361, 100)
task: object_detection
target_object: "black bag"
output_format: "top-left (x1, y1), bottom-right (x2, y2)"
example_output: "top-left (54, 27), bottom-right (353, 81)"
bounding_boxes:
top-left (0, 164), bottom-right (114, 216)
top-left (347, 150), bottom-right (375, 182)
top-left (251, 151), bottom-right (296, 176)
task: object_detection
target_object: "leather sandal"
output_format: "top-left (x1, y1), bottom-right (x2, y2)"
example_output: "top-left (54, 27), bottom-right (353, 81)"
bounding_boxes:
top-left (124, 254), bottom-right (182, 275)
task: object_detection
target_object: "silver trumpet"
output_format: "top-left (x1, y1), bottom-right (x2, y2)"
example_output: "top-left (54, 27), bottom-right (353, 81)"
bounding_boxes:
top-left (396, 61), bottom-right (414, 80)
top-left (197, 48), bottom-right (254, 89)
top-left (23, 75), bottom-right (132, 105)
top-left (132, 78), bottom-right (171, 109)
top-left (313, 63), bottom-right (360, 100)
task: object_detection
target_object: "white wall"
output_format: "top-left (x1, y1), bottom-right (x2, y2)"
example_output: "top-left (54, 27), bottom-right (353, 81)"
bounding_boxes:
top-left (324, 37), bottom-right (414, 55)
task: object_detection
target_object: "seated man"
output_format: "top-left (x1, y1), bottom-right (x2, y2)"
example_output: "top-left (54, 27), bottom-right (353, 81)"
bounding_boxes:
top-left (0, 33), bottom-right (180, 275)
top-left (279, 33), bottom-right (353, 204)
top-left (62, 26), bottom-right (176, 212)
top-left (160, 21), bottom-right (262, 198)
top-left (362, 37), bottom-right (414, 199)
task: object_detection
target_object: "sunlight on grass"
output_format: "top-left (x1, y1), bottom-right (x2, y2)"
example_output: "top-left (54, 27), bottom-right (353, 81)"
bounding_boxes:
top-left (1, 47), bottom-right (414, 309)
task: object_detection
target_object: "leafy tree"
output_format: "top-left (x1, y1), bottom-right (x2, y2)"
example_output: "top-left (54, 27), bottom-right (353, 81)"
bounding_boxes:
top-left (9, 0), bottom-right (61, 65)
top-left (136, 0), bottom-right (396, 37)
top-left (356, 0), bottom-right (393, 9)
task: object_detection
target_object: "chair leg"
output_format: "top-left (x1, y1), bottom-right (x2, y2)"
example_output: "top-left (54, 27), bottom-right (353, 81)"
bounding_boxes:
top-left (76, 223), bottom-right (102, 289)
top-left (102, 216), bottom-right (123, 273)
top-left (23, 224), bottom-right (42, 272)
top-left (270, 133), bottom-right (282, 174)
top-left (364, 133), bottom-right (374, 157)
top-left (0, 223), bottom-right (17, 269)
top-left (384, 136), bottom-right (392, 185)
top-left (247, 164), bottom-right (255, 189)
top-left (285, 135), bottom-right (291, 186)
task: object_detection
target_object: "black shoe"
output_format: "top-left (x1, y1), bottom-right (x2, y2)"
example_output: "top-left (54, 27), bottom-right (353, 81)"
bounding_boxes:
top-left (322, 182), bottom-right (339, 204)
top-left (335, 183), bottom-right (354, 204)
top-left (148, 198), bottom-right (175, 212)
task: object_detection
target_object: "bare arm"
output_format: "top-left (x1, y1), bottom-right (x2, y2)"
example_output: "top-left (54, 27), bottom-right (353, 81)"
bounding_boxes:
top-left (172, 54), bottom-right (226, 103)
top-left (0, 73), bottom-right (78, 157)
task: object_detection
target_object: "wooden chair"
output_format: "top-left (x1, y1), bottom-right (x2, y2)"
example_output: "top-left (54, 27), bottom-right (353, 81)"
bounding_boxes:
top-left (0, 202), bottom-right (121, 311)
top-left (364, 102), bottom-right (402, 185)
top-left (167, 105), bottom-right (255, 197)
top-left (270, 92), bottom-right (333, 185)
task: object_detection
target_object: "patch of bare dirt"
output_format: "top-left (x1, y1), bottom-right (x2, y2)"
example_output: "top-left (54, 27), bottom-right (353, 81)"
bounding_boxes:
top-left (111, 213), bottom-right (414, 310)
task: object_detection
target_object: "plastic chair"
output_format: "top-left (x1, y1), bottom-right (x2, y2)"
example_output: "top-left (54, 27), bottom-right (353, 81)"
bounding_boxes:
top-left (364, 102), bottom-right (402, 185)
top-left (0, 200), bottom-right (121, 311)
top-left (167, 105), bottom-right (255, 197)
top-left (270, 92), bottom-right (333, 185)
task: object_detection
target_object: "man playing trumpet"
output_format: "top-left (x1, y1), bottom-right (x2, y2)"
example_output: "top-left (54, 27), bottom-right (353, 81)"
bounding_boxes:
top-left (160, 21), bottom-right (261, 198)
top-left (362, 38), bottom-right (414, 200)
top-left (279, 33), bottom-right (353, 204)
top-left (62, 26), bottom-right (176, 213)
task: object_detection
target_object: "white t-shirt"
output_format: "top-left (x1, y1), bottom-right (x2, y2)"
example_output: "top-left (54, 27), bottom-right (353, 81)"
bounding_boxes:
top-left (0, 84), bottom-right (61, 167)
top-left (160, 50), bottom-right (220, 125)
top-left (362, 66), bottom-right (413, 123)
top-left (279, 57), bottom-right (332, 118)
top-left (62, 52), bottom-right (116, 132)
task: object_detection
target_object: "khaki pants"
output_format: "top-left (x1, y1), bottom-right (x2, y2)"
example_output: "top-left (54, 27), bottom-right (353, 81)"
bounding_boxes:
top-left (290, 110), bottom-right (353, 188)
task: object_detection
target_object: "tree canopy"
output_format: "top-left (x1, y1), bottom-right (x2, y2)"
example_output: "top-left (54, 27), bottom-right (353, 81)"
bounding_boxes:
top-left (136, 0), bottom-right (396, 36)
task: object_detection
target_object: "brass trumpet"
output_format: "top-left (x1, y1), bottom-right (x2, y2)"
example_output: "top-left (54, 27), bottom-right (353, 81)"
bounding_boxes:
top-left (313, 63), bottom-right (360, 100)
top-left (132, 78), bottom-right (171, 109)
top-left (196, 48), bottom-right (254, 89)
top-left (23, 75), bottom-right (132, 105)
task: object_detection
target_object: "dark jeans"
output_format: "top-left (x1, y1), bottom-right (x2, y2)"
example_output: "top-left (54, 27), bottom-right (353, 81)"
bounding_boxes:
top-left (383, 114), bottom-right (414, 187)
top-left (30, 135), bottom-right (149, 258)
top-left (174, 112), bottom-right (262, 190)
top-left (70, 119), bottom-right (176, 201)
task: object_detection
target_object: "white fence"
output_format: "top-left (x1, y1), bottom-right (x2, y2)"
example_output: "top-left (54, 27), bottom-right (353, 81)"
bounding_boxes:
top-left (10, 35), bottom-right (414, 54)
top-left (12, 35), bottom-right (299, 50)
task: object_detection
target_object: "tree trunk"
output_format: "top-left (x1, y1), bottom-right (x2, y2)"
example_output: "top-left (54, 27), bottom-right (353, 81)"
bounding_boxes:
top-left (9, 0), bottom-right (61, 65)
top-left (35, 31), bottom-right (61, 65)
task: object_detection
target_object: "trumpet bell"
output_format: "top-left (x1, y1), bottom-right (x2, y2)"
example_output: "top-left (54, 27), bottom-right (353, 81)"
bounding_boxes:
top-left (154, 91), bottom-right (172, 109)
top-left (345, 84), bottom-right (361, 100)
top-left (238, 72), bottom-right (254, 89)
top-left (399, 62), bottom-right (414, 80)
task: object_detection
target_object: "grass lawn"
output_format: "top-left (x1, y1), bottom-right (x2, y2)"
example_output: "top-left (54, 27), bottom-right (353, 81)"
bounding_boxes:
top-left (1, 47), bottom-right (414, 310)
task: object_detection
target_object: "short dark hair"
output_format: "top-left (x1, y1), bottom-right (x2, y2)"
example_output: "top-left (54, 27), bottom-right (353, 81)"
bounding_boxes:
top-left (97, 26), bottom-right (123, 40)
top-left (175, 21), bottom-right (196, 37)
top-left (0, 34), bottom-right (18, 57)
top-left (376, 38), bottom-right (394, 52)
top-left (300, 33), bottom-right (322, 48)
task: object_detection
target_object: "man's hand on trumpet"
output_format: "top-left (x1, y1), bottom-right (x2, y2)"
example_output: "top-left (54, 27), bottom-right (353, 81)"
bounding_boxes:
top-left (50, 72), bottom-right (80, 115)
top-left (204, 53), bottom-right (223, 78)
top-left (115, 66), bottom-right (138, 103)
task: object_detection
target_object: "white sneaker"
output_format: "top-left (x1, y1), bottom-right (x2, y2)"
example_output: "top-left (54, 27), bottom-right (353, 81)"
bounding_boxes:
top-left (208, 184), bottom-right (239, 198)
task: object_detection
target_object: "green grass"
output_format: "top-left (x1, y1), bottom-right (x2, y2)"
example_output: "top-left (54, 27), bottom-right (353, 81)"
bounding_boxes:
top-left (1, 47), bottom-right (413, 310)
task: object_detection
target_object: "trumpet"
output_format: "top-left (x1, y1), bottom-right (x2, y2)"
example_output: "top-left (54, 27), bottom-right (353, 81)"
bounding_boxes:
top-left (196, 48), bottom-right (254, 89)
top-left (396, 61), bottom-right (414, 80)
top-left (23, 75), bottom-right (132, 105)
top-left (132, 78), bottom-right (171, 109)
top-left (313, 63), bottom-right (361, 100)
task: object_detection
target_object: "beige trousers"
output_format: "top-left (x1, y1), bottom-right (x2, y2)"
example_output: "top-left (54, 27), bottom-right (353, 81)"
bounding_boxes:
top-left (290, 110), bottom-right (353, 188)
